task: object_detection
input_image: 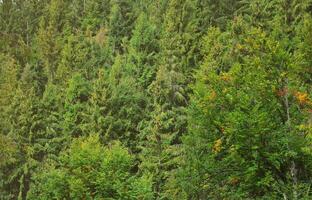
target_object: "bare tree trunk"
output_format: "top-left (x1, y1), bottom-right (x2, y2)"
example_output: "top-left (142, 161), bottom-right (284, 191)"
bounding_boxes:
top-left (284, 78), bottom-right (298, 200)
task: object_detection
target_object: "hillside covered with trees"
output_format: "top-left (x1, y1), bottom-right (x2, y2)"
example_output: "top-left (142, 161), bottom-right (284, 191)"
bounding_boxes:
top-left (1, 0), bottom-right (312, 199)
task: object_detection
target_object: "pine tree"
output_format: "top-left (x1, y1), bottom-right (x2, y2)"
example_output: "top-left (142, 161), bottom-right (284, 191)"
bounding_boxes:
top-left (2, 88), bottom-right (39, 200)
top-left (81, 0), bottom-right (111, 31)
top-left (0, 0), bottom-right (47, 65)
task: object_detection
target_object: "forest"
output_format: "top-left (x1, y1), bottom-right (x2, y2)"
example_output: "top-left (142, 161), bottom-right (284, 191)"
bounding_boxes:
top-left (0, 0), bottom-right (312, 199)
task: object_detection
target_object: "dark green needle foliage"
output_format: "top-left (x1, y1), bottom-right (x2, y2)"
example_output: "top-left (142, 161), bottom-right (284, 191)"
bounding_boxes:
top-left (0, 0), bottom-right (312, 199)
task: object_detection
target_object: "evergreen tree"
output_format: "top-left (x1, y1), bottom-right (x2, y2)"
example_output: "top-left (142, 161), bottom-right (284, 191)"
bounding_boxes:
top-left (139, 0), bottom-right (197, 198)
top-left (62, 73), bottom-right (91, 140)
top-left (90, 55), bottom-right (148, 152)
top-left (36, 0), bottom-right (66, 82)
top-left (0, 54), bottom-right (19, 134)
top-left (108, 0), bottom-right (136, 54)
top-left (56, 33), bottom-right (105, 86)
top-left (2, 88), bottom-right (39, 200)
top-left (1, 1), bottom-right (312, 199)
top-left (1, 58), bottom-right (53, 199)
top-left (128, 12), bottom-right (158, 89)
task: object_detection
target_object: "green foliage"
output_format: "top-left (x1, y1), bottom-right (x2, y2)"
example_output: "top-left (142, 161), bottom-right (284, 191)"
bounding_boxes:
top-left (1, 0), bottom-right (312, 199)
top-left (91, 55), bottom-right (148, 152)
top-left (128, 12), bottom-right (158, 88)
top-left (66, 73), bottom-right (91, 104)
top-left (62, 73), bottom-right (91, 140)
top-left (180, 13), bottom-right (312, 199)
top-left (0, 54), bottom-right (19, 134)
top-left (28, 135), bottom-right (153, 199)
top-left (56, 33), bottom-right (107, 84)
top-left (0, 135), bottom-right (17, 167)
top-left (108, 0), bottom-right (136, 54)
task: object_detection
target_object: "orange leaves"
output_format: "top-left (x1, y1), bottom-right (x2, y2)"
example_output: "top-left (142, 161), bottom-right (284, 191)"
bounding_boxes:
top-left (275, 88), bottom-right (311, 106)
top-left (228, 177), bottom-right (239, 186)
top-left (294, 91), bottom-right (310, 105)
top-left (206, 90), bottom-right (217, 101)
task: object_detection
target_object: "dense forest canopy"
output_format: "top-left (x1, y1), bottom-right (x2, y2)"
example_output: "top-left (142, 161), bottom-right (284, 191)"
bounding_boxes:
top-left (0, 0), bottom-right (312, 199)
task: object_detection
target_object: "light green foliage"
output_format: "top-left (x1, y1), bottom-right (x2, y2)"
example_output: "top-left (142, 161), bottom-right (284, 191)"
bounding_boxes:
top-left (56, 33), bottom-right (107, 84)
top-left (28, 135), bottom-right (153, 199)
top-left (2, 88), bottom-right (40, 199)
top-left (0, 54), bottom-right (19, 134)
top-left (66, 73), bottom-right (91, 104)
top-left (295, 14), bottom-right (312, 85)
top-left (0, 135), bottom-right (17, 167)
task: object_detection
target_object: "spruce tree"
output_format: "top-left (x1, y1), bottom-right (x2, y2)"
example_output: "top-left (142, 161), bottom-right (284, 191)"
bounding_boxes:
top-left (139, 0), bottom-right (197, 198)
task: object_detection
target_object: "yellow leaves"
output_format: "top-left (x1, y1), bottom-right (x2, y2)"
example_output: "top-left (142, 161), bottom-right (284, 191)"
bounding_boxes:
top-left (243, 37), bottom-right (260, 51)
top-left (294, 91), bottom-right (311, 105)
top-left (220, 73), bottom-right (232, 82)
top-left (281, 72), bottom-right (287, 77)
top-left (222, 88), bottom-right (228, 94)
top-left (210, 90), bottom-right (216, 100)
top-left (236, 43), bottom-right (243, 50)
top-left (244, 37), bottom-right (253, 45)
top-left (298, 123), bottom-right (312, 154)
top-left (212, 138), bottom-right (222, 153)
top-left (205, 90), bottom-right (216, 101)
top-left (298, 123), bottom-right (312, 134)
top-left (234, 42), bottom-right (247, 54)
top-left (202, 184), bottom-right (210, 190)
top-left (298, 124), bottom-right (306, 131)
top-left (94, 27), bottom-right (108, 46)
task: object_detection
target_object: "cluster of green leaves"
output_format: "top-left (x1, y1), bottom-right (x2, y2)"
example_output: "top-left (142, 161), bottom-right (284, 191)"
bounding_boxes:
top-left (28, 135), bottom-right (153, 199)
top-left (0, 0), bottom-right (311, 199)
